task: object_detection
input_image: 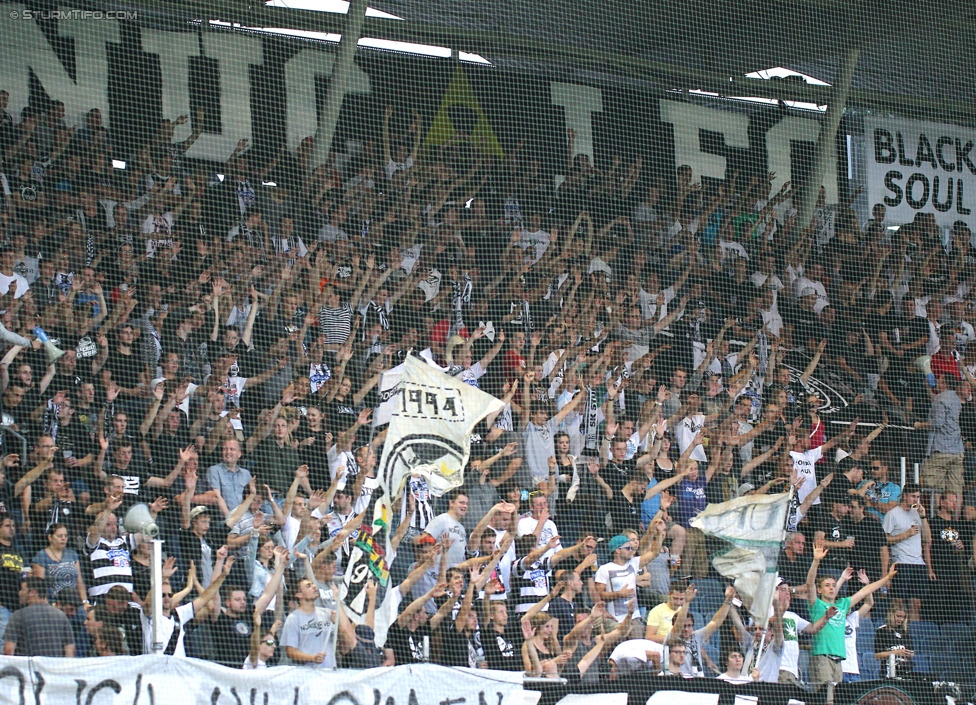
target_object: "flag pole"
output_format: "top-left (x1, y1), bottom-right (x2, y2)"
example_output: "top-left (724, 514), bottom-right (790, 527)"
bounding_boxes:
top-left (743, 484), bottom-right (795, 675)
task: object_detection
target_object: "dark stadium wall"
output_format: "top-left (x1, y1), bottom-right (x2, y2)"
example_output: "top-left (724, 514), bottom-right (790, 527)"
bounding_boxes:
top-left (3, 12), bottom-right (846, 199)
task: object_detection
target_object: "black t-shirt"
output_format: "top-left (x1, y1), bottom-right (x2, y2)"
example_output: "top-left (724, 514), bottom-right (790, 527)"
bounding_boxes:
top-left (608, 489), bottom-right (640, 534)
top-left (437, 624), bottom-right (483, 668)
top-left (0, 479), bottom-right (14, 518)
top-left (482, 621), bottom-right (523, 671)
top-left (777, 549), bottom-right (811, 589)
top-left (296, 424), bottom-right (332, 488)
top-left (56, 421), bottom-right (95, 481)
top-left (873, 625), bottom-right (914, 673)
top-left (603, 459), bottom-right (636, 493)
top-left (927, 515), bottom-right (973, 579)
top-left (105, 349), bottom-right (142, 389)
top-left (821, 474), bottom-right (856, 507)
top-left (213, 610), bottom-right (252, 668)
top-left (106, 459), bottom-right (152, 510)
top-left (148, 428), bottom-right (192, 483)
top-left (806, 505), bottom-right (850, 568)
top-left (846, 517), bottom-right (887, 580)
top-left (0, 539), bottom-right (24, 611)
top-left (105, 605), bottom-right (143, 654)
top-left (548, 596), bottom-right (576, 641)
top-left (386, 621), bottom-right (430, 665)
top-left (325, 398), bottom-right (359, 434)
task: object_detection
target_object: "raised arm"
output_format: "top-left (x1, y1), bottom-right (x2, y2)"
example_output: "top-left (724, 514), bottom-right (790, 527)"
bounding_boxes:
top-left (806, 540), bottom-right (827, 606)
top-left (849, 563), bottom-right (897, 607)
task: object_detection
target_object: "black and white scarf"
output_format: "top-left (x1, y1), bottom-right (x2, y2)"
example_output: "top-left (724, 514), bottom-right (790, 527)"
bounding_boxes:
top-left (582, 386), bottom-right (601, 451)
top-left (450, 275), bottom-right (472, 335)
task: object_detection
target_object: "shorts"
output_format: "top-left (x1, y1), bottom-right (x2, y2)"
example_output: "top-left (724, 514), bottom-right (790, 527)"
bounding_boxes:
top-left (891, 563), bottom-right (929, 602)
top-left (922, 453), bottom-right (965, 496)
top-left (809, 654), bottom-right (843, 688)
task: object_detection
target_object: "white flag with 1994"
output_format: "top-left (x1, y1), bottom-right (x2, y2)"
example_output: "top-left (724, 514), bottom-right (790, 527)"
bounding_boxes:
top-left (377, 354), bottom-right (504, 498)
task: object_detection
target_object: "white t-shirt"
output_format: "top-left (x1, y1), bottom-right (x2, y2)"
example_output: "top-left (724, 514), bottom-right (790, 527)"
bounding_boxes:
top-left (516, 516), bottom-right (560, 558)
top-left (218, 375), bottom-right (248, 409)
top-left (595, 557), bottom-right (641, 622)
top-left (780, 610), bottom-right (812, 677)
top-left (141, 212), bottom-right (175, 258)
top-left (842, 610), bottom-right (860, 674)
top-left (425, 512), bottom-right (467, 567)
top-left (458, 362), bottom-right (487, 389)
top-left (140, 601), bottom-right (195, 657)
top-left (386, 156), bottom-right (414, 182)
top-left (790, 446), bottom-right (824, 506)
top-left (675, 414), bottom-right (707, 463)
top-left (794, 277), bottom-right (829, 314)
top-left (150, 377), bottom-right (198, 417)
top-left (242, 655), bottom-right (267, 669)
top-left (0, 271), bottom-right (30, 299)
top-left (609, 638), bottom-right (665, 664)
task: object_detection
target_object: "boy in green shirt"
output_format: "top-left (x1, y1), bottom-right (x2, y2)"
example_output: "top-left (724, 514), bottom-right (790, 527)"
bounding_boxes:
top-left (806, 539), bottom-right (897, 704)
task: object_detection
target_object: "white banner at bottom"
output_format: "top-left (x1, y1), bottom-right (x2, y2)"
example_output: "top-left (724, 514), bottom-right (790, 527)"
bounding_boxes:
top-left (0, 657), bottom-right (524, 705)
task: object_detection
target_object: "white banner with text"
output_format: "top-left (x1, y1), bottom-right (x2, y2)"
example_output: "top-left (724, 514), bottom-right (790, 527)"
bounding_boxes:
top-left (0, 656), bottom-right (523, 705)
top-left (865, 116), bottom-right (976, 231)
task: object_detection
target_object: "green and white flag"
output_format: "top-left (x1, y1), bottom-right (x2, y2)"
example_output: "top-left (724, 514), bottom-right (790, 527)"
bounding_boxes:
top-left (691, 492), bottom-right (791, 624)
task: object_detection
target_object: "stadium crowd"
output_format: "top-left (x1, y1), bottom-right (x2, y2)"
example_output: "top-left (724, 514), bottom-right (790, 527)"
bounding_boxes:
top-left (1, 94), bottom-right (976, 699)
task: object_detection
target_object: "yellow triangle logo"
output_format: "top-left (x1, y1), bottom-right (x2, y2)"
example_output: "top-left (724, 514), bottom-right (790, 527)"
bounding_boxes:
top-left (425, 65), bottom-right (504, 157)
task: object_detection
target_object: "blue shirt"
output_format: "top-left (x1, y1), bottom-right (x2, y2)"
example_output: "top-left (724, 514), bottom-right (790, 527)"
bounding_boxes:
top-left (206, 463), bottom-right (253, 513)
top-left (672, 476), bottom-right (707, 528)
top-left (863, 479), bottom-right (901, 521)
top-left (641, 479), bottom-right (661, 526)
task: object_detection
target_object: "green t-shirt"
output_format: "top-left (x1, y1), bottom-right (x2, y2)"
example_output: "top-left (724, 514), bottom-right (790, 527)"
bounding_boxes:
top-left (809, 596), bottom-right (851, 658)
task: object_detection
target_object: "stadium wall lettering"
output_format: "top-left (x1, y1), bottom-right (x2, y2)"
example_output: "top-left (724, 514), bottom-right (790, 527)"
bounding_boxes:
top-left (6, 2), bottom-right (962, 220)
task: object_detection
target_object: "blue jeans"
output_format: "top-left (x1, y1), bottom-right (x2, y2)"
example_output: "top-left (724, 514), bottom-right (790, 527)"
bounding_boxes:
top-left (0, 605), bottom-right (12, 641)
top-left (843, 673), bottom-right (861, 683)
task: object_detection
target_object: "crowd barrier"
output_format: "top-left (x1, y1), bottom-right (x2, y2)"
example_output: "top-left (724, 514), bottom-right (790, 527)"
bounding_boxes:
top-left (527, 674), bottom-right (958, 705)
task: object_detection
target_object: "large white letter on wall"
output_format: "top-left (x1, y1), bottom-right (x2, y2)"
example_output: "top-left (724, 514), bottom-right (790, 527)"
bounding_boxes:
top-left (0, 4), bottom-right (118, 126)
top-left (140, 30), bottom-right (199, 142)
top-left (284, 47), bottom-right (371, 151)
top-left (186, 33), bottom-right (263, 161)
top-left (551, 82), bottom-right (603, 162)
top-left (659, 100), bottom-right (750, 182)
top-left (765, 115), bottom-right (838, 204)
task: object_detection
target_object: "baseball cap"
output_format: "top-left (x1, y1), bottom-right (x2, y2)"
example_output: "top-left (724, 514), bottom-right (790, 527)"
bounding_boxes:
top-left (416, 533), bottom-right (436, 546)
top-left (355, 625), bottom-right (376, 643)
top-left (189, 506), bottom-right (209, 521)
top-left (608, 535), bottom-right (631, 553)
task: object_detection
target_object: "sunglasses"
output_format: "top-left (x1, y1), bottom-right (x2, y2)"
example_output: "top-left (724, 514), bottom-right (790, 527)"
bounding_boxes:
top-left (264, 638), bottom-right (276, 646)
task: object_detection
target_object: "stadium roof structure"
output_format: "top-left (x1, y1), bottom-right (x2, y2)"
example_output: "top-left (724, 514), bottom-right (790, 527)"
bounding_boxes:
top-left (116, 0), bottom-right (976, 124)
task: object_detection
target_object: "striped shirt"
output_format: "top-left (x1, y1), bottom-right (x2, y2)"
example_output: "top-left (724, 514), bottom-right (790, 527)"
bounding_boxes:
top-left (511, 555), bottom-right (552, 614)
top-left (318, 303), bottom-right (354, 344)
top-left (85, 535), bottom-right (133, 597)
